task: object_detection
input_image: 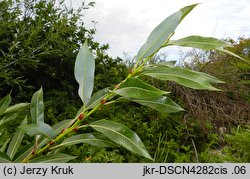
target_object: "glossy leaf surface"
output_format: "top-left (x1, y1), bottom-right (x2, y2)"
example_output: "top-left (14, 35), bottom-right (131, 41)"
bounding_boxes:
top-left (90, 119), bottom-right (153, 160)
top-left (74, 41), bottom-right (95, 105)
top-left (30, 153), bottom-right (76, 163)
top-left (7, 117), bottom-right (27, 159)
top-left (86, 87), bottom-right (109, 110)
top-left (56, 133), bottom-right (117, 148)
top-left (135, 4), bottom-right (198, 63)
top-left (142, 65), bottom-right (223, 90)
top-left (131, 96), bottom-right (184, 113)
top-left (30, 87), bottom-right (44, 124)
top-left (20, 123), bottom-right (57, 139)
top-left (114, 78), bottom-right (168, 99)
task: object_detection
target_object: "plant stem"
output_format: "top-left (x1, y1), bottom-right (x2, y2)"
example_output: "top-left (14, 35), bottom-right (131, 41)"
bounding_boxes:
top-left (22, 68), bottom-right (138, 162)
top-left (22, 54), bottom-right (155, 162)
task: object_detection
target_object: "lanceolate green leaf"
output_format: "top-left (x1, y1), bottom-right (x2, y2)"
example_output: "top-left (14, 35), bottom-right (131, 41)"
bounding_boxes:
top-left (4, 103), bottom-right (29, 115)
top-left (30, 87), bottom-right (44, 124)
top-left (74, 40), bottom-right (95, 105)
top-left (166, 35), bottom-right (245, 61)
top-left (142, 65), bottom-right (223, 90)
top-left (135, 4), bottom-right (198, 64)
top-left (0, 151), bottom-right (12, 163)
top-left (167, 35), bottom-right (231, 49)
top-left (7, 117), bottom-right (27, 159)
top-left (114, 78), bottom-right (168, 99)
top-left (0, 93), bottom-right (11, 116)
top-left (86, 88), bottom-right (109, 110)
top-left (0, 113), bottom-right (19, 129)
top-left (55, 133), bottom-right (117, 148)
top-left (30, 153), bottom-right (76, 163)
top-left (13, 142), bottom-right (35, 162)
top-left (37, 119), bottom-right (72, 149)
top-left (14, 120), bottom-right (71, 162)
top-left (20, 123), bottom-right (57, 139)
top-left (90, 119), bottom-right (153, 160)
top-left (0, 138), bottom-right (11, 152)
top-left (131, 96), bottom-right (184, 113)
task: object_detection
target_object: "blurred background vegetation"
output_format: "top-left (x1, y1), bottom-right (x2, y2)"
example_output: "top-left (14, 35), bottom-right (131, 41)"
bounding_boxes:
top-left (0, 0), bottom-right (249, 162)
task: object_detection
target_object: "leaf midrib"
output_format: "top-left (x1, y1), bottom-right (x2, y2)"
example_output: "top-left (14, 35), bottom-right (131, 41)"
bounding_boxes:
top-left (90, 124), bottom-right (147, 155)
top-left (144, 72), bottom-right (215, 89)
top-left (134, 99), bottom-right (183, 110)
top-left (136, 13), bottom-right (181, 62)
top-left (116, 87), bottom-right (166, 95)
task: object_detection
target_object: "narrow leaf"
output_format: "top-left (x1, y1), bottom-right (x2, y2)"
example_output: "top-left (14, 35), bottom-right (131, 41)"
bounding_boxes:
top-left (13, 120), bottom-right (71, 162)
top-left (7, 118), bottom-right (27, 159)
top-left (167, 35), bottom-right (231, 49)
top-left (37, 120), bottom-right (72, 149)
top-left (0, 151), bottom-right (12, 163)
top-left (4, 103), bottom-right (29, 114)
top-left (90, 119), bottom-right (153, 160)
top-left (135, 4), bottom-right (198, 63)
top-left (142, 65), bottom-right (223, 90)
top-left (55, 133), bottom-right (117, 149)
top-left (114, 78), bottom-right (168, 99)
top-left (13, 142), bottom-right (34, 163)
top-left (86, 88), bottom-right (109, 110)
top-left (167, 35), bottom-right (245, 61)
top-left (0, 113), bottom-right (19, 129)
top-left (74, 41), bottom-right (95, 105)
top-left (30, 153), bottom-right (76, 163)
top-left (0, 93), bottom-right (11, 116)
top-left (30, 87), bottom-right (44, 124)
top-left (131, 96), bottom-right (184, 113)
top-left (0, 138), bottom-right (11, 152)
top-left (218, 48), bottom-right (246, 61)
top-left (20, 123), bottom-right (57, 139)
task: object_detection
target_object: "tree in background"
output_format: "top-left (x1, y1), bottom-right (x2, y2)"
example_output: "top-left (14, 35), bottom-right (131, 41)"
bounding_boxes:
top-left (0, 0), bottom-right (127, 100)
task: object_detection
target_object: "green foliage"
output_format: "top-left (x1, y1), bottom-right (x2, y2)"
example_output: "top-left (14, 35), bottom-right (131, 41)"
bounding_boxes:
top-left (0, 1), bottom-right (246, 163)
top-left (141, 64), bottom-right (224, 90)
top-left (135, 4), bottom-right (198, 64)
top-left (74, 41), bottom-right (95, 105)
top-left (225, 126), bottom-right (250, 162)
top-left (90, 119), bottom-right (153, 160)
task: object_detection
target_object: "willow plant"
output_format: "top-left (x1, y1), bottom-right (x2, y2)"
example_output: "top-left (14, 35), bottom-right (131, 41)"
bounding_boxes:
top-left (0, 4), bottom-right (243, 163)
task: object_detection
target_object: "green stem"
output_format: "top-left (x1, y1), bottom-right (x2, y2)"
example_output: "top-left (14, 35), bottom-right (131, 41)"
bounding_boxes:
top-left (21, 61), bottom-right (144, 163)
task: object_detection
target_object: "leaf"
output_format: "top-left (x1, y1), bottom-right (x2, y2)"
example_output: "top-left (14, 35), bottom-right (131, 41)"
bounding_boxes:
top-left (7, 117), bottom-right (27, 159)
top-left (0, 93), bottom-right (11, 116)
top-left (141, 65), bottom-right (223, 90)
top-left (130, 96), bottom-right (184, 113)
top-left (30, 153), bottom-right (76, 163)
top-left (4, 103), bottom-right (29, 114)
top-left (0, 113), bottom-right (19, 129)
top-left (135, 4), bottom-right (198, 63)
top-left (0, 151), bottom-right (12, 163)
top-left (55, 133), bottom-right (117, 149)
top-left (114, 78), bottom-right (168, 99)
top-left (20, 123), bottom-right (57, 139)
top-left (13, 142), bottom-right (35, 163)
top-left (90, 119), bottom-right (153, 160)
top-left (167, 35), bottom-right (231, 50)
top-left (14, 120), bottom-right (71, 162)
top-left (30, 87), bottom-right (44, 124)
top-left (37, 120), bottom-right (72, 150)
top-left (74, 40), bottom-right (95, 105)
top-left (86, 88), bottom-right (109, 110)
top-left (0, 138), bottom-right (11, 152)
top-left (218, 48), bottom-right (246, 61)
top-left (167, 35), bottom-right (245, 61)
